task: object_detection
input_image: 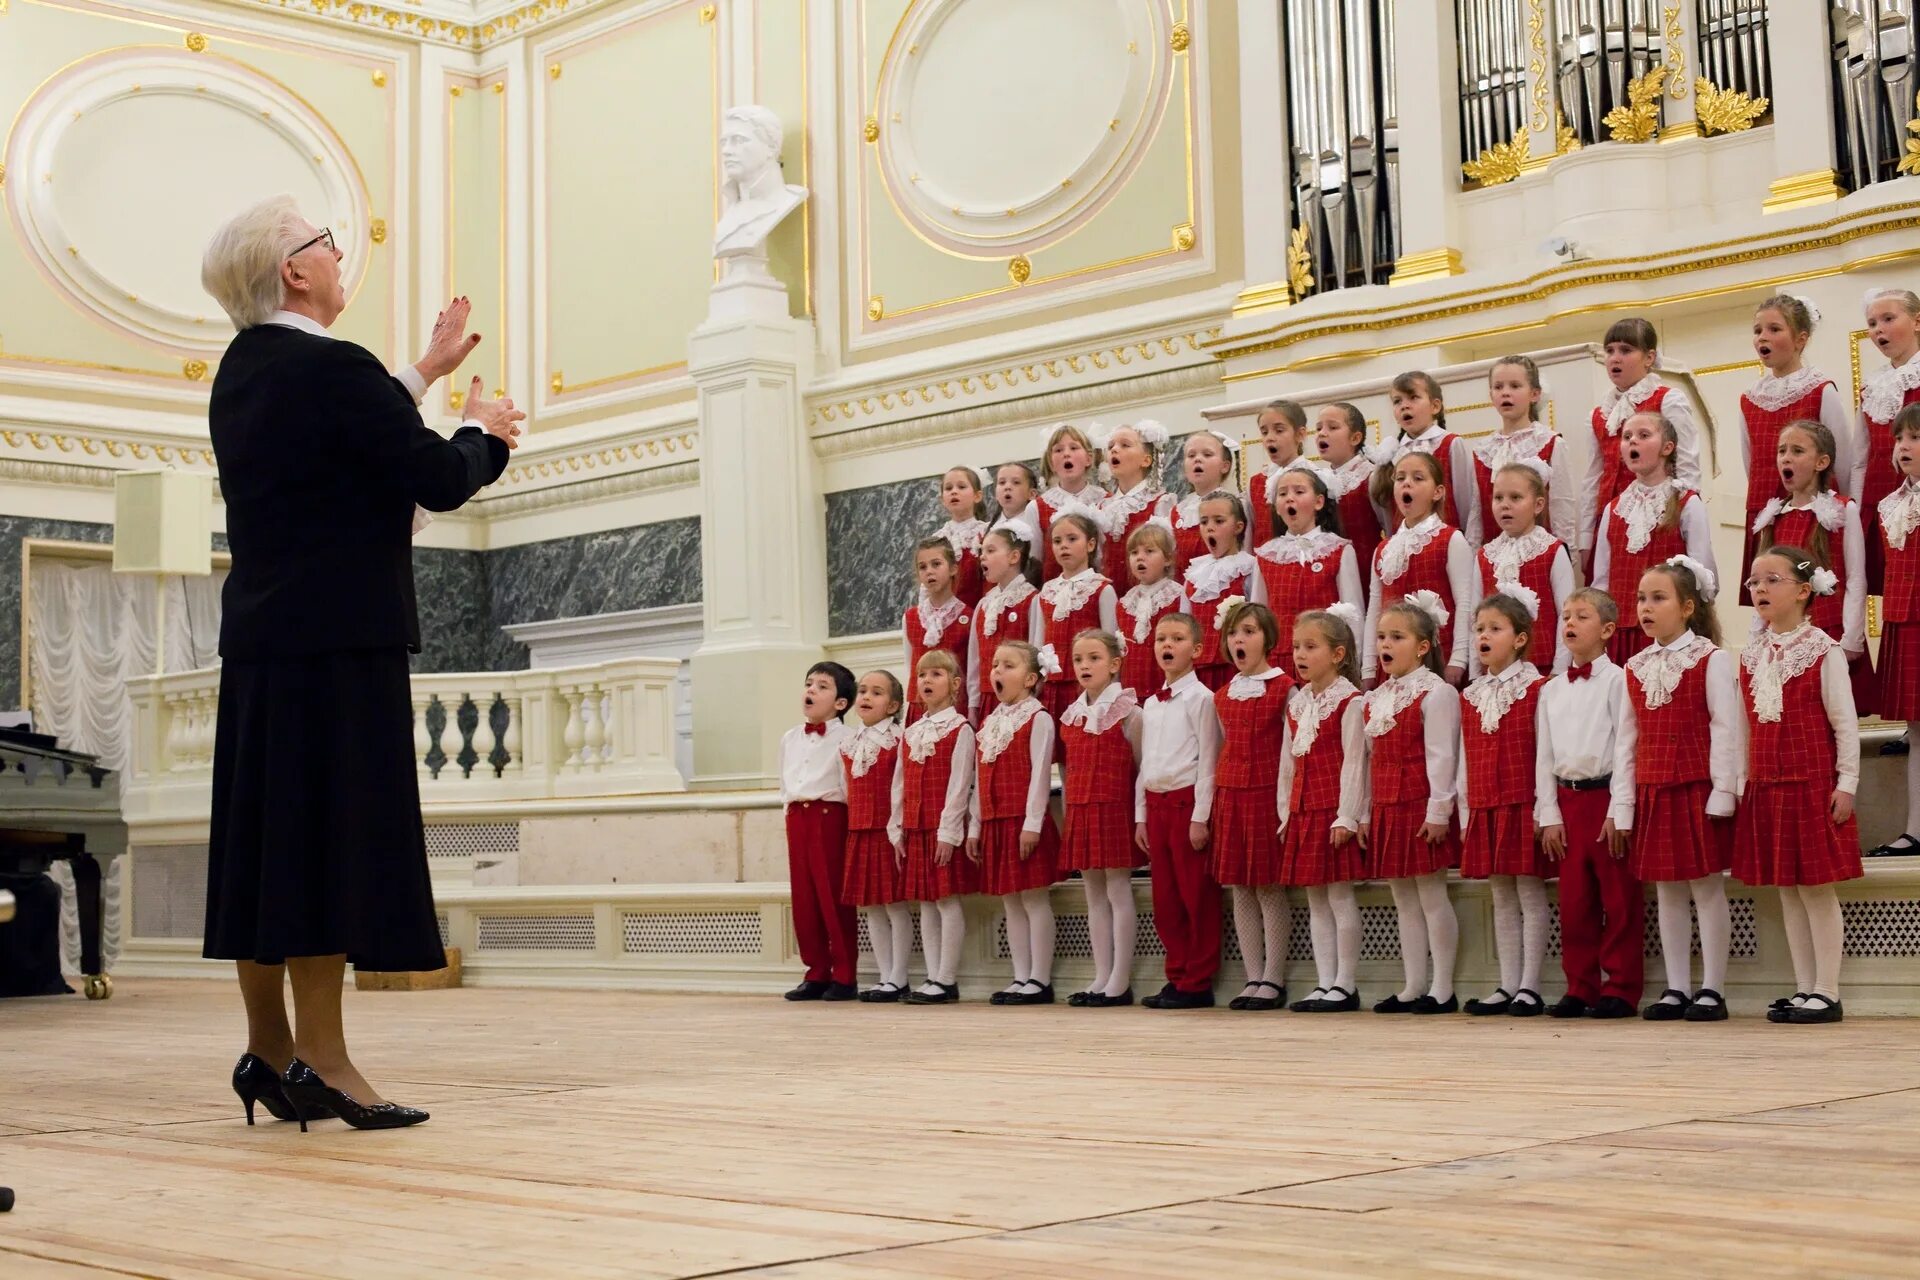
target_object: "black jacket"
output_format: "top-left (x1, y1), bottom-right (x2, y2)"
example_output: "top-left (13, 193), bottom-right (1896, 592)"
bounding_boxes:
top-left (209, 324), bottom-right (509, 659)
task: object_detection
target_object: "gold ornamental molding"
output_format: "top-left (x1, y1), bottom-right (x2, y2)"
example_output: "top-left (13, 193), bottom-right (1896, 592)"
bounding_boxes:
top-left (1900, 92), bottom-right (1920, 176)
top-left (1285, 225), bottom-right (1314, 301)
top-left (1762, 169), bottom-right (1846, 215)
top-left (222, 0), bottom-right (619, 51)
top-left (1694, 80), bottom-right (1768, 136)
top-left (1389, 247), bottom-right (1466, 287)
top-left (1603, 65), bottom-right (1668, 143)
top-left (473, 461), bottom-right (698, 514)
top-left (498, 431), bottom-right (695, 487)
top-left (1662, 2), bottom-right (1687, 100)
top-left (1462, 131), bottom-right (1528, 188)
top-left (0, 424), bottom-right (216, 468)
top-left (1525, 1), bottom-right (1549, 132)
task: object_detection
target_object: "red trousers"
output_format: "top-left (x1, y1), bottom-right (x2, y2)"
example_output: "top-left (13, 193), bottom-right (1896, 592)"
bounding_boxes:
top-left (1145, 787), bottom-right (1221, 992)
top-left (1555, 784), bottom-right (1644, 1004)
top-left (786, 800), bottom-right (857, 985)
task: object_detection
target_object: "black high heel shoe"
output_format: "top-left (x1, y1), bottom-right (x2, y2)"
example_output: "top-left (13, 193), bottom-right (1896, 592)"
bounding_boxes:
top-left (280, 1058), bottom-right (430, 1133)
top-left (232, 1052), bottom-right (309, 1125)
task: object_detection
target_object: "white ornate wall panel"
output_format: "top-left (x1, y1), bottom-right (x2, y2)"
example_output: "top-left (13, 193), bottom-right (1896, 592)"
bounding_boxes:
top-left (444, 69), bottom-right (509, 414)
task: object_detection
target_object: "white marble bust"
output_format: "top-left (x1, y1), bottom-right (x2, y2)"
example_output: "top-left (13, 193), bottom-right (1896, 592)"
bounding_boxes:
top-left (713, 105), bottom-right (807, 260)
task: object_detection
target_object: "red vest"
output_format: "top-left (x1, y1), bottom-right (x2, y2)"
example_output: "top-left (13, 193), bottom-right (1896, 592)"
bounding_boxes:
top-left (1476, 535), bottom-right (1564, 653)
top-left (1061, 714), bottom-right (1135, 806)
top-left (1863, 382), bottom-right (1920, 521)
top-left (1288, 692), bottom-right (1360, 813)
top-left (842, 742), bottom-right (899, 831)
top-left (1249, 469), bottom-right (1278, 548)
top-left (1368, 691), bottom-right (1435, 806)
top-left (1740, 382), bottom-right (1829, 517)
top-left (1627, 656), bottom-right (1714, 786)
top-left (903, 605), bottom-right (972, 711)
top-left (1591, 385), bottom-right (1669, 525)
top-left (1336, 485), bottom-right (1382, 588)
top-left (901, 724), bottom-right (962, 831)
top-left (1213, 677), bottom-right (1292, 790)
top-left (1099, 491), bottom-right (1162, 593)
top-left (954, 548), bottom-right (984, 609)
top-left (1117, 593), bottom-right (1181, 697)
top-left (1039, 576), bottom-right (1110, 687)
top-left (1375, 526), bottom-right (1459, 665)
top-left (1473, 434), bottom-right (1559, 545)
top-left (1255, 536), bottom-right (1351, 664)
top-left (1462, 677), bottom-right (1542, 809)
top-left (977, 712), bottom-right (1041, 821)
top-left (972, 589), bottom-right (1035, 707)
top-left (1603, 489), bottom-right (1696, 606)
top-left (1885, 521), bottom-right (1920, 624)
top-left (1170, 504), bottom-right (1207, 576)
top-left (1756, 500), bottom-right (1851, 639)
top-left (1741, 652), bottom-right (1837, 785)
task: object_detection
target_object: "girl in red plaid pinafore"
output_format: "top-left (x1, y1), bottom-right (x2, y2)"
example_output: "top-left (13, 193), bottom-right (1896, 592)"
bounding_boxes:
top-left (903, 536), bottom-right (973, 726)
top-left (1583, 322), bottom-right (1701, 570)
top-left (1474, 356), bottom-right (1574, 547)
top-left (1182, 492), bottom-right (1262, 692)
top-left (1099, 422), bottom-right (1173, 593)
top-left (966, 527), bottom-right (1041, 728)
top-left (1751, 420), bottom-right (1877, 715)
top-left (1167, 430), bottom-right (1239, 576)
top-left (1247, 402), bottom-right (1307, 549)
top-left (1035, 423), bottom-right (1108, 583)
top-left (1592, 412), bottom-right (1715, 667)
top-left (1058, 632), bottom-right (1144, 1007)
top-left (1457, 591), bottom-right (1552, 1017)
top-left (1877, 439), bottom-right (1920, 857)
top-left (1276, 605), bottom-right (1368, 1012)
top-left (898, 650), bottom-right (977, 1004)
top-left (1116, 525), bottom-right (1188, 700)
top-left (1035, 512), bottom-right (1117, 727)
top-left (969, 641), bottom-right (1063, 1003)
top-left (1737, 343), bottom-right (1838, 590)
top-left (1211, 602), bottom-right (1295, 1011)
top-left (1254, 463), bottom-right (1362, 668)
top-left (1623, 558), bottom-right (1740, 1020)
top-left (1860, 288), bottom-right (1920, 586)
top-left (1476, 459), bottom-right (1574, 675)
top-left (1365, 598), bottom-right (1464, 1012)
top-left (1315, 404), bottom-right (1381, 582)
top-left (1363, 450), bottom-right (1473, 682)
top-left (838, 671), bottom-right (911, 1001)
top-left (933, 465), bottom-right (991, 609)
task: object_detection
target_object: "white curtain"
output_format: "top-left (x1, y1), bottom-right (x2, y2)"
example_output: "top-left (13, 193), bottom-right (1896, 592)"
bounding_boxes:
top-left (26, 559), bottom-right (225, 972)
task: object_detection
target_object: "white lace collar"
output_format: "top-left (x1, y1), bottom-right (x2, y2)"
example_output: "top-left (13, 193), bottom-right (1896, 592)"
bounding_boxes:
top-left (1480, 525), bottom-right (1556, 580)
top-left (1039, 567), bottom-right (1106, 619)
top-left (1372, 426), bottom-right (1446, 466)
top-left (1101, 478), bottom-right (1163, 524)
top-left (904, 706), bottom-right (965, 761)
top-left (1626, 632), bottom-right (1715, 709)
top-left (1172, 492), bottom-right (1204, 526)
top-left (1120, 577), bottom-right (1184, 642)
top-left (1289, 677), bottom-right (1359, 756)
top-left (1751, 489), bottom-right (1845, 536)
top-left (978, 696), bottom-right (1044, 762)
top-left (1256, 458), bottom-right (1286, 480)
top-left (978, 576), bottom-right (1036, 636)
top-left (1602, 373), bottom-right (1664, 435)
top-left (1615, 479), bottom-right (1675, 553)
top-left (1041, 482), bottom-right (1106, 513)
top-left (935, 518), bottom-right (986, 556)
top-left (1741, 622), bottom-right (1833, 723)
top-left (1747, 366), bottom-right (1830, 412)
top-left (1324, 455), bottom-right (1372, 499)
top-left (1862, 352), bottom-right (1920, 423)
top-left (915, 590), bottom-right (968, 644)
top-left (1378, 513), bottom-right (1445, 584)
top-left (1880, 478), bottom-right (1920, 551)
top-left (1184, 550), bottom-right (1254, 602)
top-left (1059, 681), bottom-right (1138, 735)
top-left (1365, 666), bottom-right (1443, 737)
top-left (1227, 667), bottom-right (1287, 701)
top-left (840, 718), bottom-right (901, 778)
top-left (1463, 661), bottom-right (1543, 733)
top-left (1474, 423), bottom-right (1553, 464)
top-left (1256, 528), bottom-right (1347, 566)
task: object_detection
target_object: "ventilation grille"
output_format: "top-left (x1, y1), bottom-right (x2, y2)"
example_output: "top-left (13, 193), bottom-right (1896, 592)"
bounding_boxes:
top-left (1539, 897), bottom-right (1758, 959)
top-left (424, 823), bottom-right (519, 861)
top-left (624, 911), bottom-right (762, 955)
top-left (1842, 898), bottom-right (1920, 957)
top-left (474, 914), bottom-right (596, 951)
top-left (995, 904), bottom-right (1399, 960)
top-left (435, 912), bottom-right (450, 947)
top-left (855, 912), bottom-right (924, 955)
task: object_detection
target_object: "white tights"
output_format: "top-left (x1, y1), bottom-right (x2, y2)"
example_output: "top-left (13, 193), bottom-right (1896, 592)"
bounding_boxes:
top-left (1080, 869), bottom-right (1138, 997)
top-left (1777, 883), bottom-right (1845, 1002)
top-left (1652, 875), bottom-right (1731, 1004)
top-left (1001, 889), bottom-right (1056, 989)
top-left (1304, 883), bottom-right (1360, 995)
top-left (863, 903), bottom-right (913, 989)
top-left (915, 898), bottom-right (966, 989)
top-left (1485, 874), bottom-right (1550, 999)
top-left (1389, 873), bottom-right (1458, 1002)
top-left (1231, 884), bottom-right (1291, 990)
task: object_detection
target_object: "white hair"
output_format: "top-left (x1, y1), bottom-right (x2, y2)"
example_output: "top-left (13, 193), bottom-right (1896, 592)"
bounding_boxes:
top-left (201, 194), bottom-right (307, 329)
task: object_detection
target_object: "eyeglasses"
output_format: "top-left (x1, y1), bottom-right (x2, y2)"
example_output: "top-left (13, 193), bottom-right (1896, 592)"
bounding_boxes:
top-left (1744, 574), bottom-right (1796, 592)
top-left (286, 228), bottom-right (335, 260)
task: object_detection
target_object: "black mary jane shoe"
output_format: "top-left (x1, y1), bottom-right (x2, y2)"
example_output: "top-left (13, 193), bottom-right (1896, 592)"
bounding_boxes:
top-left (1683, 988), bottom-right (1729, 1022)
top-left (1004, 981), bottom-right (1054, 1006)
top-left (1289, 988), bottom-right (1329, 1012)
top-left (783, 980), bottom-right (829, 1001)
top-left (1372, 993), bottom-right (1419, 1014)
top-left (1589, 995), bottom-right (1638, 1019)
top-left (1411, 994), bottom-right (1459, 1015)
top-left (1308, 986), bottom-right (1359, 1012)
top-left (1786, 994), bottom-right (1844, 1024)
top-left (1766, 995), bottom-right (1804, 1024)
top-left (1867, 833), bottom-right (1920, 857)
top-left (232, 1052), bottom-right (310, 1125)
top-left (1140, 983), bottom-right (1180, 1009)
top-left (905, 982), bottom-right (959, 1005)
top-left (1095, 988), bottom-right (1134, 1007)
top-left (1067, 990), bottom-right (1097, 1007)
top-left (858, 983), bottom-right (904, 1003)
top-left (1880, 733), bottom-right (1910, 756)
top-left (1508, 989), bottom-right (1545, 1017)
top-left (821, 982), bottom-right (859, 1002)
top-left (279, 1059), bottom-right (428, 1134)
top-left (1546, 994), bottom-right (1590, 1019)
top-left (1463, 989), bottom-right (1513, 1016)
top-left (1239, 981), bottom-right (1286, 1011)
top-left (1642, 989), bottom-right (1692, 1020)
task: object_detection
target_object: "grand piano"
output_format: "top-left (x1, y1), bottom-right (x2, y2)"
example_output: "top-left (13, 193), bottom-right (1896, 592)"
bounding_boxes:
top-left (0, 725), bottom-right (120, 1000)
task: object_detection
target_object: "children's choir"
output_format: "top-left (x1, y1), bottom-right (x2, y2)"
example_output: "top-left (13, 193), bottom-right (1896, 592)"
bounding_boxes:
top-left (778, 295), bottom-right (1920, 1022)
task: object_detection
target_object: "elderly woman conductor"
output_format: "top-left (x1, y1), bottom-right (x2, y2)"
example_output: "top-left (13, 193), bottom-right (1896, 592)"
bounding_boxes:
top-left (199, 195), bottom-right (522, 1131)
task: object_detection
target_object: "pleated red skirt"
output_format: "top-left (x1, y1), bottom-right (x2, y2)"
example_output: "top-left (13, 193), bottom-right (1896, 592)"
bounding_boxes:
top-left (1210, 784), bottom-right (1284, 886)
top-left (841, 830), bottom-right (905, 906)
top-left (1458, 802), bottom-right (1548, 878)
top-left (1061, 800), bottom-right (1139, 871)
top-left (1731, 781), bottom-right (1863, 886)
top-left (900, 829), bottom-right (977, 901)
top-left (1278, 809), bottom-right (1366, 886)
top-left (1876, 621), bottom-right (1920, 721)
top-left (976, 814), bottom-right (1062, 895)
top-left (1629, 780), bottom-right (1734, 881)
top-left (1366, 799), bottom-right (1458, 878)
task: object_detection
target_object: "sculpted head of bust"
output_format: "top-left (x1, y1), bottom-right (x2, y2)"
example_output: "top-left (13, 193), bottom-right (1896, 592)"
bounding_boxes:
top-left (714, 105), bottom-right (807, 259)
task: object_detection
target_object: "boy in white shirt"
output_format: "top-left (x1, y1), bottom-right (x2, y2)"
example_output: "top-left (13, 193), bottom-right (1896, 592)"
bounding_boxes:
top-left (779, 662), bottom-right (859, 1001)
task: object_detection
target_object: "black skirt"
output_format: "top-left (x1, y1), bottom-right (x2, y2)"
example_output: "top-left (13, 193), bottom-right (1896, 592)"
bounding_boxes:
top-left (203, 648), bottom-right (445, 971)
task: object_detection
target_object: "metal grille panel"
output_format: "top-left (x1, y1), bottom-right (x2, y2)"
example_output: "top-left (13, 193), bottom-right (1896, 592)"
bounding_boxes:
top-left (624, 911), bottom-right (762, 955)
top-left (474, 914), bottom-right (596, 951)
top-left (1842, 898), bottom-right (1920, 957)
top-left (424, 823), bottom-right (519, 861)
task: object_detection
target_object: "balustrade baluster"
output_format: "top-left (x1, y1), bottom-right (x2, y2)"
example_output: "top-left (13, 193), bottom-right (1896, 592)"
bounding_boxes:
top-left (472, 693), bottom-right (498, 779)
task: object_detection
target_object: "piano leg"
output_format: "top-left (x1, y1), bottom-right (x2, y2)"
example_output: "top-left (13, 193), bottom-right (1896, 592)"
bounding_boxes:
top-left (68, 852), bottom-right (111, 1000)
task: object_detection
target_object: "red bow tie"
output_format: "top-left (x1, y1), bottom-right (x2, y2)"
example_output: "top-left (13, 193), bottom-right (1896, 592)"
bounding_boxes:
top-left (804, 722), bottom-right (829, 736)
top-left (1155, 687), bottom-right (1175, 702)
top-left (1567, 662), bottom-right (1594, 682)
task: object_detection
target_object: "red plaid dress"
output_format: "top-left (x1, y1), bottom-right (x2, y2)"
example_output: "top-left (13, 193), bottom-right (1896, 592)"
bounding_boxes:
top-left (1168, 496), bottom-right (1208, 577)
top-left (1590, 385), bottom-right (1670, 542)
top-left (970, 583), bottom-right (1035, 725)
top-left (935, 520), bottom-right (988, 610)
top-left (1374, 522), bottom-right (1460, 668)
top-left (1738, 379), bottom-right (1827, 581)
top-left (1059, 699), bottom-right (1140, 871)
top-left (1279, 688), bottom-right (1366, 885)
top-left (1117, 580), bottom-right (1184, 699)
top-left (1366, 682), bottom-right (1459, 877)
top-left (840, 736), bottom-right (904, 906)
top-left (1185, 552), bottom-right (1256, 691)
top-left (1754, 497), bottom-right (1878, 716)
top-left (1476, 531), bottom-right (1565, 656)
top-left (1861, 373), bottom-right (1920, 588)
top-left (1732, 635), bottom-right (1863, 887)
top-left (1210, 675), bottom-right (1293, 886)
top-left (1473, 431), bottom-right (1561, 546)
top-left (1331, 462), bottom-right (1383, 590)
top-left (1034, 486), bottom-right (1105, 582)
top-left (1255, 532), bottom-right (1353, 668)
top-left (975, 709), bottom-right (1062, 895)
top-left (1600, 486), bottom-right (1696, 665)
top-left (1249, 466), bottom-right (1279, 549)
top-left (900, 717), bottom-right (978, 901)
top-left (1458, 671), bottom-right (1548, 878)
top-left (1098, 486), bottom-right (1166, 593)
top-left (1038, 573), bottom-right (1111, 720)
top-left (903, 602), bottom-right (971, 725)
top-left (1626, 647), bottom-right (1733, 881)
top-left (1879, 486), bottom-right (1920, 721)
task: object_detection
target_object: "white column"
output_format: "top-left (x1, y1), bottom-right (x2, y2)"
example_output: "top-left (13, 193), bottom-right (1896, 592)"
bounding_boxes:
top-left (1390, 0), bottom-right (1466, 285)
top-left (1658, 0), bottom-right (1701, 141)
top-left (1229, 0), bottom-right (1294, 318)
top-left (1762, 3), bottom-right (1845, 212)
top-left (1521, 0), bottom-right (1563, 168)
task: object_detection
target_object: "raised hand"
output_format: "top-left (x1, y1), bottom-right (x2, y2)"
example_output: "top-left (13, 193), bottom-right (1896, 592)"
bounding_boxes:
top-left (414, 296), bottom-right (481, 383)
top-left (464, 376), bottom-right (524, 450)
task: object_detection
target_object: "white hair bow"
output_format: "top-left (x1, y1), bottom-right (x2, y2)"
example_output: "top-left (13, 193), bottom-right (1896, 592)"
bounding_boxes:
top-left (1492, 579), bottom-right (1540, 619)
top-left (1663, 554), bottom-right (1718, 601)
top-left (1401, 589), bottom-right (1451, 630)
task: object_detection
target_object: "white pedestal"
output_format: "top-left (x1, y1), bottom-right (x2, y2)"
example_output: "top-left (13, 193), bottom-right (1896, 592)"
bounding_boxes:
top-left (687, 309), bottom-right (825, 788)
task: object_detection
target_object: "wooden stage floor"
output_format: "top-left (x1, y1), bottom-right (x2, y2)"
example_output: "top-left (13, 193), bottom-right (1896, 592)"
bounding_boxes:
top-left (4, 979), bottom-right (1919, 1278)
